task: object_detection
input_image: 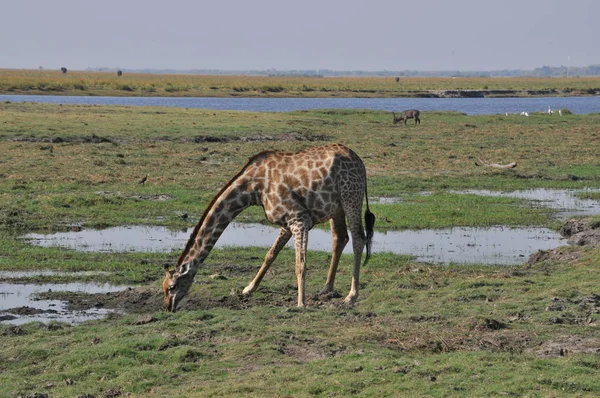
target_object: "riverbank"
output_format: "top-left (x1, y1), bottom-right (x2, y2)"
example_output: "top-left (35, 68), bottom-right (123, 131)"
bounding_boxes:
top-left (2, 69), bottom-right (600, 98)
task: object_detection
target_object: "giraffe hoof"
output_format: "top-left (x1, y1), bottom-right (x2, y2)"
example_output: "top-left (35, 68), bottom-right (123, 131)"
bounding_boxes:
top-left (242, 286), bottom-right (254, 295)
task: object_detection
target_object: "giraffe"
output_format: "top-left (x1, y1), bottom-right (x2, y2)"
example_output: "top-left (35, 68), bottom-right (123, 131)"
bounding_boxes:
top-left (163, 143), bottom-right (375, 311)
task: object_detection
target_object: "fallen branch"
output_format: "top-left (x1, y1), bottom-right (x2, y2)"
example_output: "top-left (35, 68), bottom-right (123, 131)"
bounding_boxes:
top-left (476, 158), bottom-right (517, 169)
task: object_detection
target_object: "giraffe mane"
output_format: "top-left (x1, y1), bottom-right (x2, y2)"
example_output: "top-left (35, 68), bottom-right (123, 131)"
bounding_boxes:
top-left (176, 150), bottom-right (275, 267)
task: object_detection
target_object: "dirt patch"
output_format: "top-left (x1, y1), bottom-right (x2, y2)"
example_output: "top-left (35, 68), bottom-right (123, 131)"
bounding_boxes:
top-left (560, 218), bottom-right (596, 237)
top-left (37, 286), bottom-right (163, 314)
top-left (527, 218), bottom-right (600, 263)
top-left (2, 306), bottom-right (58, 316)
top-left (9, 133), bottom-right (118, 145)
top-left (35, 283), bottom-right (352, 315)
top-left (96, 191), bottom-right (173, 201)
top-left (527, 246), bottom-right (587, 265)
top-left (529, 335), bottom-right (600, 358)
top-left (189, 133), bottom-right (333, 144)
top-left (545, 293), bottom-right (600, 326)
top-left (381, 325), bottom-right (533, 354)
top-left (568, 230), bottom-right (600, 246)
top-left (558, 217), bottom-right (600, 246)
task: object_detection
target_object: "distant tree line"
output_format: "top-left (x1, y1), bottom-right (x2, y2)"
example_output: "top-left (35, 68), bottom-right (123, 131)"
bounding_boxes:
top-left (84, 65), bottom-right (600, 77)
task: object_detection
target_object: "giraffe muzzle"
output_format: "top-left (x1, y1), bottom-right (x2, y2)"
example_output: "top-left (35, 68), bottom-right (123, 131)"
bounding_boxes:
top-left (165, 293), bottom-right (177, 312)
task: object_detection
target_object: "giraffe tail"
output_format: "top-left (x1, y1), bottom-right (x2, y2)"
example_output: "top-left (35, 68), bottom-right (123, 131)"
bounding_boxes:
top-left (363, 199), bottom-right (375, 267)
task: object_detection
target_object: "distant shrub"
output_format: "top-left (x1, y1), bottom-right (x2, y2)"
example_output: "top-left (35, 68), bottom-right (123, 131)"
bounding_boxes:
top-left (165, 84), bottom-right (189, 92)
top-left (37, 83), bottom-right (64, 92)
top-left (260, 85), bottom-right (285, 93)
top-left (117, 84), bottom-right (134, 92)
top-left (141, 85), bottom-right (156, 93)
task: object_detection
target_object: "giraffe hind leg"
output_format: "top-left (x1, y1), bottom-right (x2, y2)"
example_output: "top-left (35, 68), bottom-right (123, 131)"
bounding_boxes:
top-left (320, 211), bottom-right (348, 295)
top-left (242, 228), bottom-right (292, 296)
top-left (339, 180), bottom-right (367, 304)
top-left (344, 225), bottom-right (365, 304)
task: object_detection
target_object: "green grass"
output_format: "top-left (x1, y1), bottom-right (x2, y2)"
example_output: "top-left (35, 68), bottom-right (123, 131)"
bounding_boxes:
top-left (1, 244), bottom-right (600, 397)
top-left (1, 103), bottom-right (600, 397)
top-left (1, 103), bottom-right (599, 231)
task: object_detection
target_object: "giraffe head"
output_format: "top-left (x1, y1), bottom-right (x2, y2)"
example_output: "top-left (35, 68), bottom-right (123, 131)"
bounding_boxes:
top-left (163, 263), bottom-right (195, 312)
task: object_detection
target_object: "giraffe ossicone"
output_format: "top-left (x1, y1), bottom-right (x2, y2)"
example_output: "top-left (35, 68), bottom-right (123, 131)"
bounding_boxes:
top-left (163, 143), bottom-right (375, 311)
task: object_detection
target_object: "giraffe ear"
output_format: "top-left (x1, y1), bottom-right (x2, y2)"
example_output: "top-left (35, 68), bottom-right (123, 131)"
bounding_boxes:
top-left (164, 264), bottom-right (175, 278)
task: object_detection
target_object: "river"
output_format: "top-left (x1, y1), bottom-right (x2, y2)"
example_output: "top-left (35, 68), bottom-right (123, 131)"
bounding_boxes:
top-left (1, 94), bottom-right (598, 115)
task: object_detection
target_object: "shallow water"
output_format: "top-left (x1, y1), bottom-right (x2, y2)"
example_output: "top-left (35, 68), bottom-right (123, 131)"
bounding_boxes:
top-left (454, 188), bottom-right (600, 218)
top-left (12, 187), bottom-right (599, 324)
top-left (21, 188), bottom-right (600, 265)
top-left (0, 274), bottom-right (128, 325)
top-left (1, 94), bottom-right (598, 115)
top-left (22, 223), bottom-right (565, 266)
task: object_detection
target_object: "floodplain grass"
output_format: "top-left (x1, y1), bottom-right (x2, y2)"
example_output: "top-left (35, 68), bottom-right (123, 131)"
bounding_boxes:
top-left (2, 103), bottom-right (600, 231)
top-left (2, 69), bottom-right (600, 97)
top-left (1, 244), bottom-right (600, 396)
top-left (1, 102), bottom-right (600, 396)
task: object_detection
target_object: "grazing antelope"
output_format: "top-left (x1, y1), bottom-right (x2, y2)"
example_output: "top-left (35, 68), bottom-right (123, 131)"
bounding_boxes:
top-left (163, 144), bottom-right (375, 311)
top-left (392, 110), bottom-right (420, 125)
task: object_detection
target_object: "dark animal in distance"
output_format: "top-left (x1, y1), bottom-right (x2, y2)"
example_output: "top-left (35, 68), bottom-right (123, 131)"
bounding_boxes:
top-left (60, 67), bottom-right (67, 74)
top-left (138, 174), bottom-right (148, 184)
top-left (392, 110), bottom-right (420, 125)
top-left (117, 70), bottom-right (123, 77)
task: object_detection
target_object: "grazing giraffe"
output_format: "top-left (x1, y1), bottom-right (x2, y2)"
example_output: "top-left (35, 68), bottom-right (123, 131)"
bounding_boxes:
top-left (163, 143), bottom-right (375, 311)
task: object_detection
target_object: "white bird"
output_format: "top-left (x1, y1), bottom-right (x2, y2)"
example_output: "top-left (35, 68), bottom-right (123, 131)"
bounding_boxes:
top-left (548, 106), bottom-right (554, 115)
top-left (524, 112), bottom-right (529, 117)
top-left (505, 112), bottom-right (509, 116)
top-left (558, 109), bottom-right (562, 116)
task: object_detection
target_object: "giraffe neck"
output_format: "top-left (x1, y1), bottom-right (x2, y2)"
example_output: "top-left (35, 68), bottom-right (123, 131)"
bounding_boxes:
top-left (179, 177), bottom-right (260, 273)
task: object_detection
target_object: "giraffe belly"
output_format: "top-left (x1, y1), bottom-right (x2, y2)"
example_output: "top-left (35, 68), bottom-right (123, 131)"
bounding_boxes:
top-left (263, 199), bottom-right (340, 227)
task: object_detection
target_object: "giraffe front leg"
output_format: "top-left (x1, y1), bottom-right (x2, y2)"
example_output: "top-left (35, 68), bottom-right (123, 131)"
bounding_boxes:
top-left (243, 228), bottom-right (292, 296)
top-left (291, 222), bottom-right (310, 307)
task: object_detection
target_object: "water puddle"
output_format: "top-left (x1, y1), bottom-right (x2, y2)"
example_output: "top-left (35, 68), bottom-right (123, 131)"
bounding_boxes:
top-left (0, 271), bottom-right (128, 325)
top-left (7, 188), bottom-right (597, 324)
top-left (22, 223), bottom-right (565, 266)
top-left (452, 188), bottom-right (600, 218)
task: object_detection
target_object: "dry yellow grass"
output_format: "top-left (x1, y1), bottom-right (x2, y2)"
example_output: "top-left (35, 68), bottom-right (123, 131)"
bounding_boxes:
top-left (1, 68), bottom-right (599, 97)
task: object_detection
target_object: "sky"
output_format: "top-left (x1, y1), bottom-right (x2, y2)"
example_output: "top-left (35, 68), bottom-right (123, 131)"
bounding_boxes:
top-left (2, 0), bottom-right (599, 72)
